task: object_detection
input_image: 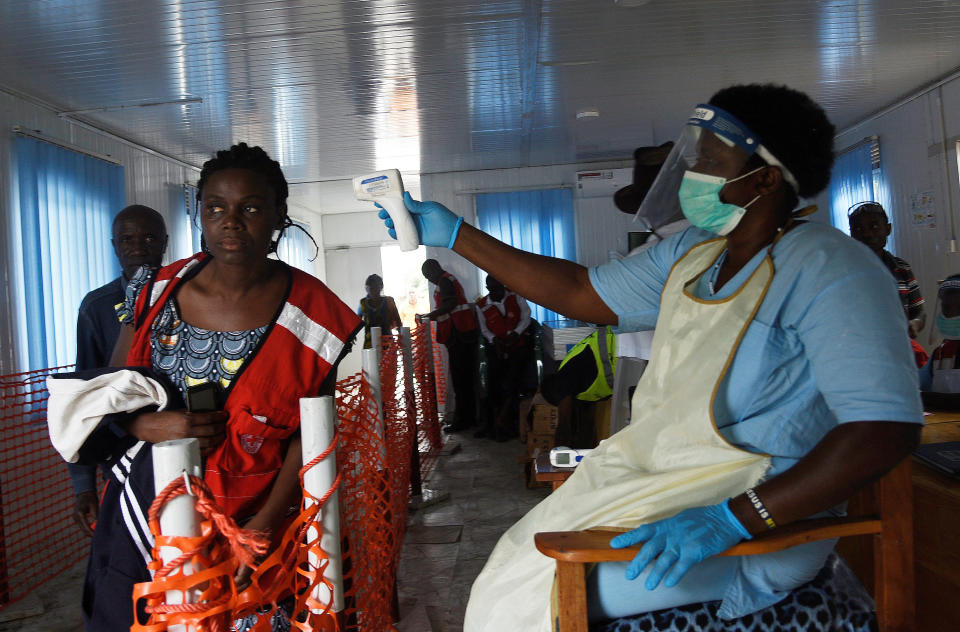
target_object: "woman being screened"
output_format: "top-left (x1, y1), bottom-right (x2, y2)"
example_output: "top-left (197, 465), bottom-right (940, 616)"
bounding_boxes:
top-left (82, 143), bottom-right (361, 631)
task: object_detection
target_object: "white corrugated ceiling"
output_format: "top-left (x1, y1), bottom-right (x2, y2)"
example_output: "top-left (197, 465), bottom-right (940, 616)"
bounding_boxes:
top-left (1, 0), bottom-right (959, 185)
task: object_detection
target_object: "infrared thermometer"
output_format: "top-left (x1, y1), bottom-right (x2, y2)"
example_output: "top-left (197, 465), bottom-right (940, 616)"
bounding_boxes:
top-left (353, 169), bottom-right (419, 252)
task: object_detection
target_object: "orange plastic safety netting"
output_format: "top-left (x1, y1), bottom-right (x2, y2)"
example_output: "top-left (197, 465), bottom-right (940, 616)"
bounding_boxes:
top-left (0, 365), bottom-right (86, 608)
top-left (429, 323), bottom-right (448, 415)
top-left (128, 362), bottom-right (412, 632)
top-left (409, 323), bottom-right (443, 478)
top-left (130, 435), bottom-right (346, 632)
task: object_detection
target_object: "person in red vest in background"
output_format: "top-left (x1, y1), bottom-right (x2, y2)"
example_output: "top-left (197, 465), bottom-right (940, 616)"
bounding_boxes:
top-left (475, 275), bottom-right (533, 440)
top-left (419, 258), bottom-right (480, 432)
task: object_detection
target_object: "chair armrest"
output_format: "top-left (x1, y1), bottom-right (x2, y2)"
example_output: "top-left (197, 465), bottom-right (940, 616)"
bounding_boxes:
top-left (535, 515), bottom-right (882, 563)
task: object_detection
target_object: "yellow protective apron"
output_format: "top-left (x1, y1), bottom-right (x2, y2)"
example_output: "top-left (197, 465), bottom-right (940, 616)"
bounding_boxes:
top-left (464, 238), bottom-right (774, 632)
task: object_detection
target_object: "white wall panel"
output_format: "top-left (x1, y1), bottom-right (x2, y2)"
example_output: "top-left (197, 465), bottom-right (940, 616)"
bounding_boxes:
top-left (323, 246), bottom-right (382, 379)
top-left (321, 211), bottom-right (393, 250)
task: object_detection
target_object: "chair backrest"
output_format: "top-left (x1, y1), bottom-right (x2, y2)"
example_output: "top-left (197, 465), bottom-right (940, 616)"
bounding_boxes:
top-left (536, 457), bottom-right (915, 632)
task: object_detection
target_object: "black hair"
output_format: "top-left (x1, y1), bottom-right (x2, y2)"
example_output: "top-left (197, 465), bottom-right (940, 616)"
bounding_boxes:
top-left (709, 84), bottom-right (835, 201)
top-left (365, 273), bottom-right (383, 287)
top-left (195, 142), bottom-right (318, 260)
top-left (848, 201), bottom-right (888, 222)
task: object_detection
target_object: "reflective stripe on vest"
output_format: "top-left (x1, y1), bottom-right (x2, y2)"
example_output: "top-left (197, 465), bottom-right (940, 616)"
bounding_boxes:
top-left (558, 326), bottom-right (618, 401)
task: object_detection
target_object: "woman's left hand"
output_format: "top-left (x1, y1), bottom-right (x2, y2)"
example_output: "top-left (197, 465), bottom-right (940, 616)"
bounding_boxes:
top-left (235, 564), bottom-right (255, 591)
top-left (609, 500), bottom-right (751, 589)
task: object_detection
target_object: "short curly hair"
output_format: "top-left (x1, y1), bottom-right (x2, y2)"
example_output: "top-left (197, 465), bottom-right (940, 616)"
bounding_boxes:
top-left (709, 84), bottom-right (835, 199)
top-left (196, 142), bottom-right (289, 210)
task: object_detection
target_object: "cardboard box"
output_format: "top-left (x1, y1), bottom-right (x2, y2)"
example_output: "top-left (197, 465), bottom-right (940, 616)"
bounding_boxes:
top-left (531, 404), bottom-right (559, 435)
top-left (593, 398), bottom-right (613, 444)
top-left (526, 431), bottom-right (555, 458)
top-left (517, 396), bottom-right (535, 442)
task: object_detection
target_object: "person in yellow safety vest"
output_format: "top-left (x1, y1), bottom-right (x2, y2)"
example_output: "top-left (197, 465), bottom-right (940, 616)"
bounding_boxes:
top-left (559, 326), bottom-right (617, 401)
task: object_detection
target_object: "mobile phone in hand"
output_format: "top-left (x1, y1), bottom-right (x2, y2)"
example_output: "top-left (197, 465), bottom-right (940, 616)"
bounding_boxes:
top-left (185, 382), bottom-right (220, 412)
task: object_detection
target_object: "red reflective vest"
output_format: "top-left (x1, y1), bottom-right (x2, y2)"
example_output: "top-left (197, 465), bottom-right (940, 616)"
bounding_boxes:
top-left (476, 292), bottom-right (523, 339)
top-left (127, 254), bottom-right (361, 519)
top-left (434, 271), bottom-right (478, 344)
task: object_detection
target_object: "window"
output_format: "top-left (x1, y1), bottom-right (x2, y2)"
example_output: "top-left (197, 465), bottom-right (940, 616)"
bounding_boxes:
top-left (275, 220), bottom-right (316, 275)
top-left (829, 137), bottom-right (892, 249)
top-left (176, 184), bottom-right (202, 259)
top-left (10, 135), bottom-right (125, 371)
top-left (475, 188), bottom-right (575, 324)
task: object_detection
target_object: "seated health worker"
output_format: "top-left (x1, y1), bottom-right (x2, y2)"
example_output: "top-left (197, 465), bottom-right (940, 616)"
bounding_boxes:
top-left (375, 84), bottom-right (922, 631)
top-left (919, 274), bottom-right (960, 392)
top-left (82, 143), bottom-right (361, 631)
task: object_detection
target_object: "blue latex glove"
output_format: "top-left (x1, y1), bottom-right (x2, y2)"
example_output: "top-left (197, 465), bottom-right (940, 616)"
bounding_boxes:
top-left (609, 499), bottom-right (752, 590)
top-left (376, 191), bottom-right (464, 249)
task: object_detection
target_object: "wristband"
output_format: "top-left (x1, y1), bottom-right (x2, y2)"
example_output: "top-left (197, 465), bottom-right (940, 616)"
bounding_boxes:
top-left (447, 217), bottom-right (464, 249)
top-left (744, 487), bottom-right (777, 530)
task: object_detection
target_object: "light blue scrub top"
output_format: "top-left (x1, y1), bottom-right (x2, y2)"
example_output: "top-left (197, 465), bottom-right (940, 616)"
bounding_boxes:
top-left (588, 221), bottom-right (923, 617)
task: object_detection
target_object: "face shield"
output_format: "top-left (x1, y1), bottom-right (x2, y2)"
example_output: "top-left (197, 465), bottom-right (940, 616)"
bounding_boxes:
top-left (634, 104), bottom-right (798, 234)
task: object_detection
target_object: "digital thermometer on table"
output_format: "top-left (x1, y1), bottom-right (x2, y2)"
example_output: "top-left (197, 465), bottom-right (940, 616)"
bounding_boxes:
top-left (353, 169), bottom-right (419, 252)
top-left (549, 446), bottom-right (594, 468)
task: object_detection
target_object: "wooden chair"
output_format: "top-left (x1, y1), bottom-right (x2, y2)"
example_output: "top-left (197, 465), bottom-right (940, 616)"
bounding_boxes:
top-left (535, 458), bottom-right (915, 632)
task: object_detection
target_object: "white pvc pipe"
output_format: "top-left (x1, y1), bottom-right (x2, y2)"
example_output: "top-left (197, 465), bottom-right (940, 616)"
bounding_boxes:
top-left (399, 326), bottom-right (415, 397)
top-left (371, 325), bottom-right (383, 361)
top-left (362, 347), bottom-right (386, 462)
top-left (152, 438), bottom-right (202, 632)
top-left (300, 396), bottom-right (344, 613)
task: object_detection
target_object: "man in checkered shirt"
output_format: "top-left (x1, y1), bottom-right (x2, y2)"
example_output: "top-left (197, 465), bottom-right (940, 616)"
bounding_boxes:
top-left (849, 202), bottom-right (926, 338)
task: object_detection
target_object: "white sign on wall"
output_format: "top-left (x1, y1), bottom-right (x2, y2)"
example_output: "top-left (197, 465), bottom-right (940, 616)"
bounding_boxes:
top-left (910, 190), bottom-right (936, 228)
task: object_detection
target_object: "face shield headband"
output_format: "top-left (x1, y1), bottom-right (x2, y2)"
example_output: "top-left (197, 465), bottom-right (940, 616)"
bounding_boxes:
top-left (687, 104), bottom-right (799, 193)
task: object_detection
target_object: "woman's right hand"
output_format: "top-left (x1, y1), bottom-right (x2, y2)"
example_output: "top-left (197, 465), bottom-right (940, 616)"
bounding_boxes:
top-left (127, 410), bottom-right (228, 454)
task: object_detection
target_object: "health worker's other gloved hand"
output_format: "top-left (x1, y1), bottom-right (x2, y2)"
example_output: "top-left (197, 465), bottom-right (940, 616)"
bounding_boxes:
top-left (376, 192), bottom-right (464, 249)
top-left (609, 499), bottom-right (751, 590)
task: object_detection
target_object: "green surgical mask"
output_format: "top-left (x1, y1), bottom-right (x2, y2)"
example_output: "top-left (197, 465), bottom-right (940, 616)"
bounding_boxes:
top-left (678, 168), bottom-right (763, 235)
top-left (937, 313), bottom-right (960, 338)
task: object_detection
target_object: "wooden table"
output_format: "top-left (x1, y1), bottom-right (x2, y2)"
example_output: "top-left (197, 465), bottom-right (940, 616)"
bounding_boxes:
top-left (914, 413), bottom-right (960, 630)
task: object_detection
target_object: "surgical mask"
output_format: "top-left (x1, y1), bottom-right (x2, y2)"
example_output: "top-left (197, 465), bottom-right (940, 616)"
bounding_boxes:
top-left (678, 167), bottom-right (763, 235)
top-left (936, 313), bottom-right (960, 338)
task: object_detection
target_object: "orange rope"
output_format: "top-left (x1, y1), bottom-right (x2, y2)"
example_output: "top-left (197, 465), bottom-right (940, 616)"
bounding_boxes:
top-left (131, 434), bottom-right (343, 632)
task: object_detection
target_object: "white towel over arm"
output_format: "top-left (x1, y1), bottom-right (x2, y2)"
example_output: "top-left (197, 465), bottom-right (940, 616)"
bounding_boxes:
top-left (46, 370), bottom-right (169, 463)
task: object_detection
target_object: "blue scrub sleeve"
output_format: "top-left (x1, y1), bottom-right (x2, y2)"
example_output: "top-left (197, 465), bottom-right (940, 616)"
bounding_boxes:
top-left (589, 230), bottom-right (699, 331)
top-left (793, 270), bottom-right (923, 424)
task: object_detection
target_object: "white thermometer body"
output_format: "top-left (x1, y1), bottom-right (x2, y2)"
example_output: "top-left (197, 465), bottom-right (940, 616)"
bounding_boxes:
top-left (353, 169), bottom-right (419, 251)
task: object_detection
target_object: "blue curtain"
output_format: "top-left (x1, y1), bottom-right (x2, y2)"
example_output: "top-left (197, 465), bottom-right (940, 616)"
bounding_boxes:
top-left (179, 184), bottom-right (202, 258)
top-left (476, 189), bottom-right (575, 324)
top-left (828, 143), bottom-right (891, 242)
top-left (276, 221), bottom-right (316, 275)
top-left (14, 135), bottom-right (125, 370)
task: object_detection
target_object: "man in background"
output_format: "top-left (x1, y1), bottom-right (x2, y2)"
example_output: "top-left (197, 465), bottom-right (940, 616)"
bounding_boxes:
top-left (419, 259), bottom-right (479, 433)
top-left (476, 275), bottom-right (533, 440)
top-left (69, 204), bottom-right (167, 535)
top-left (848, 202), bottom-right (926, 339)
